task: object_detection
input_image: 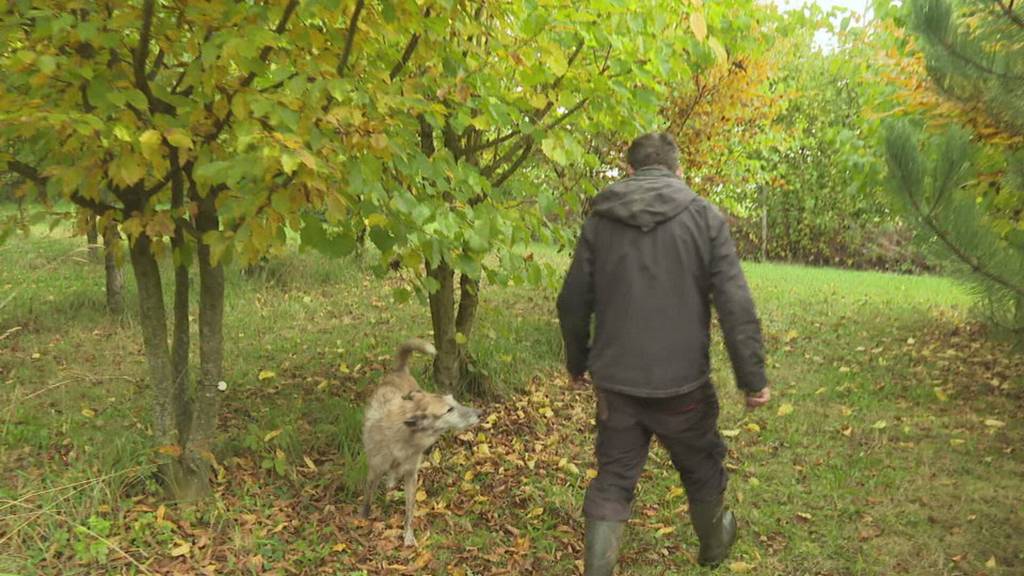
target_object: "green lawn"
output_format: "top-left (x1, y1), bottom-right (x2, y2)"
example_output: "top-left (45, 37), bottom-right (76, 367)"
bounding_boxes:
top-left (1, 229), bottom-right (1022, 575)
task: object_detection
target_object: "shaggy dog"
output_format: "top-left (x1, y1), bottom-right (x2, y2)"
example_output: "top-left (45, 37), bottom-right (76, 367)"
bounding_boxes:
top-left (360, 338), bottom-right (481, 547)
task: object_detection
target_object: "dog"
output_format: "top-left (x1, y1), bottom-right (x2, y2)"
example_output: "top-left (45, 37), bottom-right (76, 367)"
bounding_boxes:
top-left (360, 338), bottom-right (481, 547)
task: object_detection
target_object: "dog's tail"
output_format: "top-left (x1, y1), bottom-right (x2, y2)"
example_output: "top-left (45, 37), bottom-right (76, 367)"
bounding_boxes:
top-left (394, 338), bottom-right (436, 373)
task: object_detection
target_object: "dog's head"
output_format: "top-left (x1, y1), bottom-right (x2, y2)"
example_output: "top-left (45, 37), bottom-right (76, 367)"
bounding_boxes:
top-left (403, 391), bottom-right (481, 434)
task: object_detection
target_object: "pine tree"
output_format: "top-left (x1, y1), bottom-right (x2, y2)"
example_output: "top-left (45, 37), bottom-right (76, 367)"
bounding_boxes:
top-left (885, 0), bottom-right (1024, 334)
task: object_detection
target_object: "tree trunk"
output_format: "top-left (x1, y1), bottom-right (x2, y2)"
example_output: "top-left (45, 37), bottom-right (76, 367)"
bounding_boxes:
top-left (180, 193), bottom-right (225, 499)
top-left (86, 215), bottom-right (100, 262)
top-left (169, 151), bottom-right (191, 446)
top-left (129, 234), bottom-right (201, 499)
top-left (102, 222), bottom-right (124, 317)
top-left (426, 262), bottom-right (492, 396)
top-left (427, 262), bottom-right (459, 389)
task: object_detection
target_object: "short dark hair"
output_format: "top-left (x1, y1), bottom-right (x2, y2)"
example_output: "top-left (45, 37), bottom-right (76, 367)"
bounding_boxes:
top-left (626, 132), bottom-right (679, 172)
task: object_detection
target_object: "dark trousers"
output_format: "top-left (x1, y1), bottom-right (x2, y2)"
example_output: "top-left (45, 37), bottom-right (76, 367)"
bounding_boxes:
top-left (583, 383), bottom-right (727, 522)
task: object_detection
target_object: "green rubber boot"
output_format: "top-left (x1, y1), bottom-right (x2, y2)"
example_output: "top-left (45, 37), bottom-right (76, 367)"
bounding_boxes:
top-left (689, 497), bottom-right (737, 567)
top-left (584, 519), bottom-right (625, 576)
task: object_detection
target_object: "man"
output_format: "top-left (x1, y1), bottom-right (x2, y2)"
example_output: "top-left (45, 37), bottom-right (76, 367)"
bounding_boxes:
top-left (557, 133), bottom-right (771, 575)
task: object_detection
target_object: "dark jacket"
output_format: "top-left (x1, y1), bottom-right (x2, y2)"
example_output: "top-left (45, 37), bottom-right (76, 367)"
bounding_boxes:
top-left (557, 166), bottom-right (767, 397)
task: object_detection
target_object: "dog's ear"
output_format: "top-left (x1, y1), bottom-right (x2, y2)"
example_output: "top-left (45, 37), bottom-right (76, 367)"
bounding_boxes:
top-left (404, 413), bottom-right (427, 430)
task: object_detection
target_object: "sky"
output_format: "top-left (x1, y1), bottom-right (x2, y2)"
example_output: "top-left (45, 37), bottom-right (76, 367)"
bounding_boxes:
top-left (771, 0), bottom-right (877, 49)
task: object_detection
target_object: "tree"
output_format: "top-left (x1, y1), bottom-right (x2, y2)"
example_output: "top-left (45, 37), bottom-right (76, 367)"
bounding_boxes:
top-left (304, 0), bottom-right (770, 394)
top-left (884, 0), bottom-right (1024, 333)
top-left (0, 1), bottom-right (373, 498)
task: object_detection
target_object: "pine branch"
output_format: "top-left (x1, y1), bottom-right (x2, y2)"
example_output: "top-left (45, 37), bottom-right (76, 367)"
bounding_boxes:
top-left (890, 132), bottom-right (1024, 299)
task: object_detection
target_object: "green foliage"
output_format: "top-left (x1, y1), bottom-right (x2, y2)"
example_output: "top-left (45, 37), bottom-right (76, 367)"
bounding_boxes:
top-left (885, 0), bottom-right (1024, 331)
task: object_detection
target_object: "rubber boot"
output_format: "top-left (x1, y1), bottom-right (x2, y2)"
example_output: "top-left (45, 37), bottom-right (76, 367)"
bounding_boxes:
top-left (688, 497), bottom-right (737, 567)
top-left (584, 519), bottom-right (625, 576)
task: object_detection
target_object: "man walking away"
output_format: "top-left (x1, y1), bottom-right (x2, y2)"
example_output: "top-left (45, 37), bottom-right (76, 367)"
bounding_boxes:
top-left (557, 133), bottom-right (771, 575)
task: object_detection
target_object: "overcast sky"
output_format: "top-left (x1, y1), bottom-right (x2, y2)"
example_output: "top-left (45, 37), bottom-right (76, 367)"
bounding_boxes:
top-left (771, 0), bottom-right (877, 49)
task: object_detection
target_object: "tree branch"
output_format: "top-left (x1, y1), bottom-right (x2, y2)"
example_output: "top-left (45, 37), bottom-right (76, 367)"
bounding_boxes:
top-left (994, 0), bottom-right (1024, 29)
top-left (338, 0), bottom-right (365, 79)
top-left (390, 8), bottom-right (430, 81)
top-left (490, 141), bottom-right (533, 189)
top-left (132, 0), bottom-right (172, 114)
top-left (6, 160), bottom-right (46, 187)
top-left (204, 0), bottom-right (299, 144)
top-left (464, 39), bottom-right (586, 157)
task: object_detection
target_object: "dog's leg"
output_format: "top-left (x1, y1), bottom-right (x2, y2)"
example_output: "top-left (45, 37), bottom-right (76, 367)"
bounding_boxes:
top-left (403, 468), bottom-right (418, 547)
top-left (361, 470), bottom-right (383, 519)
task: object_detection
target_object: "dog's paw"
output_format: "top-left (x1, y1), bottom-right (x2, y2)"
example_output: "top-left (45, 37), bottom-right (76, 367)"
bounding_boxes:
top-left (403, 531), bottom-right (417, 547)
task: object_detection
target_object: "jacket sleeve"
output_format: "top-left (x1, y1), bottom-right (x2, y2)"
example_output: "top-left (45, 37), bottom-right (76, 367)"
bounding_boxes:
top-left (708, 210), bottom-right (767, 393)
top-left (557, 220), bottom-right (596, 377)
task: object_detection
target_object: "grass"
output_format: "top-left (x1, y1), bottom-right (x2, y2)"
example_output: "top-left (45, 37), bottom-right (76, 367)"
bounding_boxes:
top-left (1, 226), bottom-right (1022, 575)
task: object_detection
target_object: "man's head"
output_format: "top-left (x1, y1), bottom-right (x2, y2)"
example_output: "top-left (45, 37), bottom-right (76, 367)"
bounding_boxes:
top-left (626, 132), bottom-right (680, 173)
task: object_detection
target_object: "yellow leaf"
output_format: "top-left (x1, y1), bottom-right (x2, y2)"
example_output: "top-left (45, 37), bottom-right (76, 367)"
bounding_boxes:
top-left (777, 403), bottom-right (794, 417)
top-left (164, 128), bottom-right (193, 150)
top-left (984, 419), bottom-right (1005, 428)
top-left (170, 541), bottom-right (191, 557)
top-left (784, 329), bottom-right (799, 343)
top-left (81, 408), bottom-right (95, 418)
top-left (655, 526), bottom-right (676, 536)
top-left (729, 561), bottom-right (755, 572)
top-left (721, 429), bottom-right (740, 438)
top-left (689, 11), bottom-right (708, 42)
top-left (585, 468), bottom-right (598, 480)
top-left (475, 443), bottom-right (491, 458)
top-left (370, 133), bottom-right (388, 150)
top-left (263, 429), bottom-right (283, 443)
top-left (258, 370), bottom-right (276, 381)
top-left (416, 490), bottom-right (427, 502)
top-left (303, 455), bottom-right (317, 472)
top-left (139, 129), bottom-right (163, 160)
top-left (527, 507), bottom-right (544, 517)
top-left (949, 438), bottom-right (965, 446)
top-left (156, 504), bottom-right (166, 523)
top-left (745, 423), bottom-right (761, 433)
top-left (527, 93), bottom-right (548, 109)
top-left (985, 556), bottom-right (997, 568)
top-left (564, 462), bottom-right (580, 476)
top-left (667, 486), bottom-right (685, 499)
top-left (934, 388), bottom-right (948, 402)
top-left (871, 420), bottom-right (887, 430)
top-left (331, 542), bottom-right (348, 553)
top-left (365, 213), bottom-right (388, 228)
top-left (708, 36), bottom-right (728, 64)
top-left (156, 444), bottom-right (182, 457)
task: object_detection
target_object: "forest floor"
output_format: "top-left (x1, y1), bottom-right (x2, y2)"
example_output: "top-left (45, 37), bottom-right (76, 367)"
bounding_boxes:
top-left (1, 230), bottom-right (1022, 575)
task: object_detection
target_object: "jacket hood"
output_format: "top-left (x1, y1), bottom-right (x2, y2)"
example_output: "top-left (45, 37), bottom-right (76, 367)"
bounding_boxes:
top-left (591, 166), bottom-right (699, 231)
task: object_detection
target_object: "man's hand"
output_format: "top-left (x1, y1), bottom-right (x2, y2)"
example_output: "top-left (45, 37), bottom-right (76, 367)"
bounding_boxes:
top-left (570, 372), bottom-right (591, 388)
top-left (745, 387), bottom-right (771, 410)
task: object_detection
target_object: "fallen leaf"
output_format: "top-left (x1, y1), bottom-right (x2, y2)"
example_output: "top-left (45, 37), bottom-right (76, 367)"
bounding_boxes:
top-left (729, 561), bottom-right (754, 572)
top-left (258, 370), bottom-right (276, 381)
top-left (416, 490), bottom-right (427, 502)
top-left (871, 420), bottom-right (887, 430)
top-left (986, 556), bottom-right (997, 568)
top-left (263, 429), bottom-right (283, 442)
top-left (777, 403), bottom-right (794, 417)
top-left (170, 541), bottom-right (191, 557)
top-left (655, 526), bottom-right (676, 536)
top-left (984, 419), bottom-right (1005, 428)
top-left (81, 408), bottom-right (95, 418)
top-left (721, 429), bottom-right (741, 438)
top-left (331, 542), bottom-right (347, 553)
